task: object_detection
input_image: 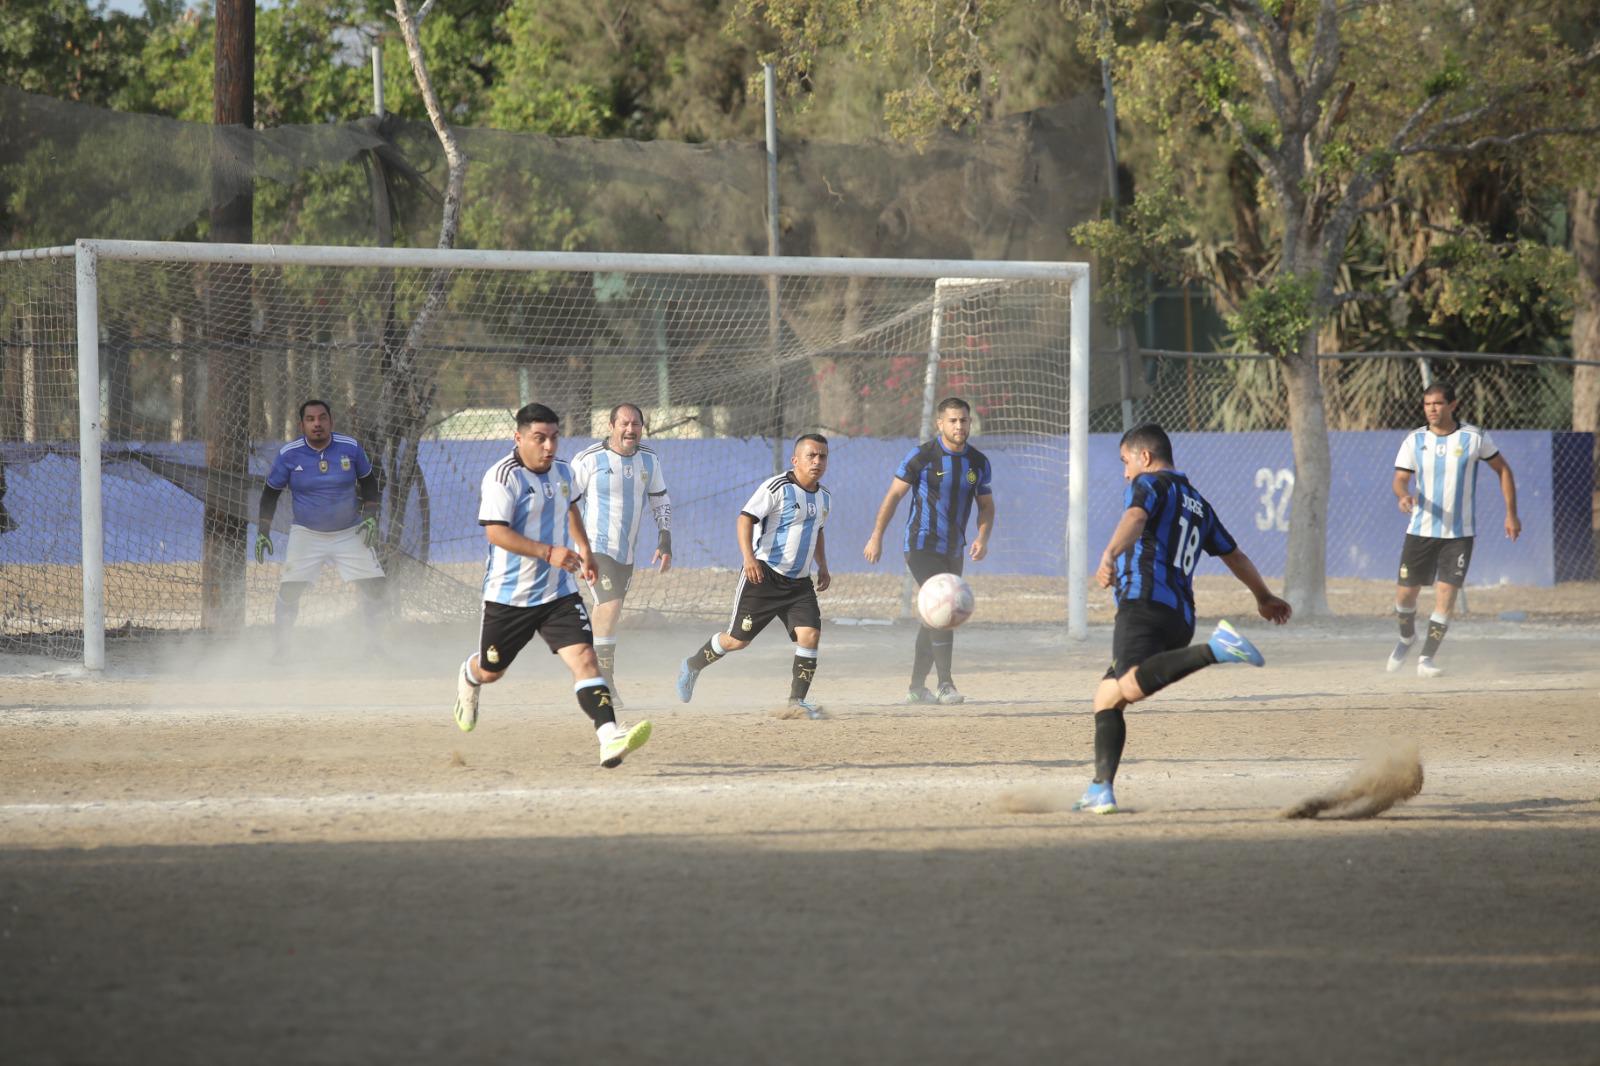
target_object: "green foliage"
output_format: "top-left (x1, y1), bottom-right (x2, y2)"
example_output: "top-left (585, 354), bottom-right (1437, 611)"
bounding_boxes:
top-left (1428, 232), bottom-right (1577, 342)
top-left (1225, 273), bottom-right (1318, 358)
top-left (1071, 174), bottom-right (1194, 324)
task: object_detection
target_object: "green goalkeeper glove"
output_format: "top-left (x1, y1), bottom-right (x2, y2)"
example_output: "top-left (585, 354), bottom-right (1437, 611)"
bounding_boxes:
top-left (254, 532), bottom-right (273, 564)
top-left (359, 513), bottom-right (380, 549)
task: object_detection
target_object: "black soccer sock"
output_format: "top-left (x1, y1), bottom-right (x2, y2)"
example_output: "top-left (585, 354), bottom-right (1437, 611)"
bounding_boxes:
top-left (1420, 614), bottom-right (1449, 658)
top-left (688, 633), bottom-right (727, 672)
top-left (1132, 644), bottom-right (1218, 699)
top-left (911, 626), bottom-right (935, 689)
top-left (1093, 707), bottom-right (1127, 784)
top-left (790, 648), bottom-right (817, 701)
top-left (355, 578), bottom-right (386, 641)
top-left (274, 581), bottom-right (307, 642)
top-left (1395, 604), bottom-right (1417, 641)
top-left (931, 633), bottom-right (955, 687)
top-left (574, 678), bottom-right (616, 729)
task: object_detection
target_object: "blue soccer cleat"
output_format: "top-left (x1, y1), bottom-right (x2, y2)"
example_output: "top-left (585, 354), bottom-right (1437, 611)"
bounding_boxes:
top-left (676, 659), bottom-right (698, 703)
top-left (1073, 780), bottom-right (1118, 814)
top-left (1207, 619), bottom-right (1265, 667)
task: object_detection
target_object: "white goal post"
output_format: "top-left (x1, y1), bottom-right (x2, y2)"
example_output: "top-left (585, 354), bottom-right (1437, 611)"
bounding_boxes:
top-left (2, 240), bottom-right (1091, 669)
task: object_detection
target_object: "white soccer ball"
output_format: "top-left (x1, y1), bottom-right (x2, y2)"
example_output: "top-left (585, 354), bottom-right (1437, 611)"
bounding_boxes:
top-left (916, 573), bottom-right (975, 630)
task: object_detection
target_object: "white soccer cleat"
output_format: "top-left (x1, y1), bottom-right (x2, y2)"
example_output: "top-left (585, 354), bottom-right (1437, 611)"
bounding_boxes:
top-left (453, 662), bottom-right (480, 732)
top-left (1385, 638), bottom-right (1415, 673)
top-left (1416, 656), bottom-right (1443, 679)
top-left (600, 720), bottom-right (653, 768)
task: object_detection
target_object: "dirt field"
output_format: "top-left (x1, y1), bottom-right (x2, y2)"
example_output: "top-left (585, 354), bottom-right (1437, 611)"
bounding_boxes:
top-left (2, 613), bottom-right (1598, 1065)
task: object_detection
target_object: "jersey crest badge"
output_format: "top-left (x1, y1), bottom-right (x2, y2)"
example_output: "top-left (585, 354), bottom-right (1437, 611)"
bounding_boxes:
top-left (340, 456), bottom-right (351, 471)
top-left (318, 459), bottom-right (329, 473)
top-left (741, 614), bottom-right (754, 632)
top-left (807, 502), bottom-right (817, 517)
top-left (623, 464), bottom-right (634, 479)
top-left (966, 470), bottom-right (977, 484)
top-left (543, 482), bottom-right (555, 499)
top-left (1435, 444), bottom-right (1447, 457)
top-left (486, 645), bottom-right (501, 665)
top-left (560, 482), bottom-right (569, 496)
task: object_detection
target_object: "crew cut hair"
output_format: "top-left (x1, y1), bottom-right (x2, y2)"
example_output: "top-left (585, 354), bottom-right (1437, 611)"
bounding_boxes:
top-left (515, 402), bottom-right (561, 429)
top-left (1119, 422), bottom-right (1174, 464)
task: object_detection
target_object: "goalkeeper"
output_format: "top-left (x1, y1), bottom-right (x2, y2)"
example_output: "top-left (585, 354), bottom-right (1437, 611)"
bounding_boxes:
top-left (255, 399), bottom-right (387, 654)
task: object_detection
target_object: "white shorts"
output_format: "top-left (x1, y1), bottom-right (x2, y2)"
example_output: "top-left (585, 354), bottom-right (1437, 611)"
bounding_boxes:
top-left (280, 524), bottom-right (385, 584)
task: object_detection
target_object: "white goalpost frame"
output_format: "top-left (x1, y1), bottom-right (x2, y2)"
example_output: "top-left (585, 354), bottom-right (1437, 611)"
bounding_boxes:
top-left (43, 238), bottom-right (1091, 669)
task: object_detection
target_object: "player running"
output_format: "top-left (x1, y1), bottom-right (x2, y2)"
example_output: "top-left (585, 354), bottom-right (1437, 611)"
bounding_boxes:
top-left (451, 403), bottom-right (652, 768)
top-left (1386, 381), bottom-right (1519, 677)
top-left (1074, 423), bottom-right (1291, 815)
top-left (675, 434), bottom-right (832, 716)
top-left (254, 399), bottom-right (387, 654)
top-left (569, 403), bottom-right (673, 708)
top-left (862, 396), bottom-right (993, 704)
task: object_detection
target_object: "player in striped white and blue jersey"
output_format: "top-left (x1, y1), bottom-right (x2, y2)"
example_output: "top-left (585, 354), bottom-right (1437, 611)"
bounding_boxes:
top-left (1388, 382), bottom-right (1520, 677)
top-left (451, 403), bottom-right (652, 768)
top-left (569, 403), bottom-right (672, 707)
top-left (675, 434), bottom-right (832, 716)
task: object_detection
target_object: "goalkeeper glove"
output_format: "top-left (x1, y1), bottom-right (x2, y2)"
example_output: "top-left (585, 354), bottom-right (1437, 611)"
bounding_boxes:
top-left (254, 532), bottom-right (273, 564)
top-left (359, 513), bottom-right (380, 549)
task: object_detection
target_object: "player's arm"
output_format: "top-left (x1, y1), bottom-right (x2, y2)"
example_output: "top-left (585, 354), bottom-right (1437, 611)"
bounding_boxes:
top-left (482, 523), bottom-right (583, 574)
top-left (970, 492), bottom-right (995, 562)
top-left (1485, 453), bottom-right (1520, 540)
top-left (567, 502), bottom-right (598, 582)
top-left (863, 478), bottom-right (912, 563)
top-left (649, 490), bottom-right (673, 572)
top-left (813, 527), bottom-right (830, 592)
top-left (255, 484), bottom-right (282, 563)
top-left (356, 471), bottom-right (381, 548)
top-left (1218, 549), bottom-right (1292, 624)
top-left (1096, 506), bottom-right (1147, 589)
top-left (1392, 468), bottom-right (1416, 514)
top-left (737, 512), bottom-right (763, 584)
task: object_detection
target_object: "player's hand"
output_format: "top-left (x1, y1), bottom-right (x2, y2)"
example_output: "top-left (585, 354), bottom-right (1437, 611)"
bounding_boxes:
top-left (579, 551), bottom-right (598, 584)
top-left (358, 513), bottom-right (380, 550)
top-left (1398, 495), bottom-right (1416, 514)
top-left (652, 549), bottom-right (673, 573)
top-left (254, 532), bottom-right (273, 564)
top-left (743, 557), bottom-right (764, 584)
top-left (1257, 594), bottom-right (1293, 625)
top-left (1095, 557), bottom-right (1115, 589)
top-left (815, 566), bottom-right (831, 593)
top-left (863, 536), bottom-right (881, 564)
top-left (969, 538), bottom-right (988, 562)
top-left (1505, 514), bottom-right (1521, 541)
top-left (546, 545), bottom-right (582, 574)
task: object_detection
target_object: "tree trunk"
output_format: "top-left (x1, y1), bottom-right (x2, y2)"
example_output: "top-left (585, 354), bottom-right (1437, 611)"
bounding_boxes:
top-left (1572, 187), bottom-right (1600, 553)
top-left (1282, 341), bottom-right (1333, 615)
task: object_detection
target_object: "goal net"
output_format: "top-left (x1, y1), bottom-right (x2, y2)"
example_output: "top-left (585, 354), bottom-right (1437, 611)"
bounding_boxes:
top-left (0, 242), bottom-right (1089, 664)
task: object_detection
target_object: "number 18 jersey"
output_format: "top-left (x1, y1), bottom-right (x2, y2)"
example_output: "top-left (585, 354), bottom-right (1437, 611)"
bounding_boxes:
top-left (1115, 469), bottom-right (1237, 626)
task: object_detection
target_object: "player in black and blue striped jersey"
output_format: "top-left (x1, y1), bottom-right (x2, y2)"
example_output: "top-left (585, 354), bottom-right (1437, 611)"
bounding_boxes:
top-left (1074, 423), bottom-right (1291, 815)
top-left (863, 397), bottom-right (994, 704)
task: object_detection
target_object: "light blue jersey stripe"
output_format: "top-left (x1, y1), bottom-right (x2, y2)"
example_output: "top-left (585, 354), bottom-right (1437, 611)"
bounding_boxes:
top-left (620, 456), bottom-right (637, 559)
top-left (595, 457), bottom-right (614, 557)
top-left (766, 483), bottom-right (796, 568)
top-left (790, 493), bottom-right (818, 576)
top-left (495, 490), bottom-right (535, 601)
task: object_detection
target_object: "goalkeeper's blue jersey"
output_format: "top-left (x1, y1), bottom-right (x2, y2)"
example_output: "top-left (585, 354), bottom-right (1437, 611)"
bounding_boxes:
top-left (265, 434), bottom-right (372, 532)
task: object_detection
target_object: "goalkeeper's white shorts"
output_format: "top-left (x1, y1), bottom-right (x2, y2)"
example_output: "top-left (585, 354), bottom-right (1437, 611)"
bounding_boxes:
top-left (279, 524), bottom-right (384, 584)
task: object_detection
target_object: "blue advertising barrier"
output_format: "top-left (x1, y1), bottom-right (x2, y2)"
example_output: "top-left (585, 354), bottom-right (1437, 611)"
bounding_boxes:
top-left (1, 430), bottom-right (1589, 586)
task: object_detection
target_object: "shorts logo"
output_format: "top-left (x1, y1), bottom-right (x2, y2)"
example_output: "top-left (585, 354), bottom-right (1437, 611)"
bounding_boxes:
top-left (1457, 553), bottom-right (1466, 568)
top-left (340, 456), bottom-right (351, 471)
top-left (966, 470), bottom-right (977, 484)
top-left (741, 614), bottom-right (754, 632)
top-left (318, 459), bottom-right (329, 473)
top-left (600, 573), bottom-right (613, 591)
top-left (486, 645), bottom-right (500, 665)
top-left (1399, 565), bottom-right (1409, 579)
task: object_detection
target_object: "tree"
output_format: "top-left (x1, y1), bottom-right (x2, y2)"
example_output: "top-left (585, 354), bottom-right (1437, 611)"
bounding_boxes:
top-left (1075, 0), bottom-right (1600, 613)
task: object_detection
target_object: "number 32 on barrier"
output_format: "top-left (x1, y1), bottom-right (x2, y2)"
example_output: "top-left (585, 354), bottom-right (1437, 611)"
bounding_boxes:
top-left (1254, 467), bottom-right (1294, 532)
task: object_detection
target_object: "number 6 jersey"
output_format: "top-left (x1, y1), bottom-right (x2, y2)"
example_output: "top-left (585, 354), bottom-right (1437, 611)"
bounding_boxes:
top-left (1114, 470), bottom-right (1237, 625)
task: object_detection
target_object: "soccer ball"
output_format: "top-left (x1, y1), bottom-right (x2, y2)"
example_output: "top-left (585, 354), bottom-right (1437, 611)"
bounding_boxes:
top-left (916, 573), bottom-right (975, 630)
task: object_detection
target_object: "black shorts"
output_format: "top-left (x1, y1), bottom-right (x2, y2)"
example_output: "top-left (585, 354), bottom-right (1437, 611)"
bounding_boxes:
top-left (1103, 600), bottom-right (1195, 680)
top-left (905, 548), bottom-right (965, 586)
top-left (1397, 534), bottom-right (1475, 588)
top-left (479, 593), bottom-right (593, 672)
top-left (587, 553), bottom-right (634, 606)
top-left (727, 563), bottom-right (821, 642)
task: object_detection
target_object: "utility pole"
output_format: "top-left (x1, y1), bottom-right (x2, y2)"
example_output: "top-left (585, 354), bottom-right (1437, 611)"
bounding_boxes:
top-left (203, 0), bottom-right (255, 631)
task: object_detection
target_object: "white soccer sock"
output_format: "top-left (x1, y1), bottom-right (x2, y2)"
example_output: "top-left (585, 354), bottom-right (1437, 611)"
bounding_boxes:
top-left (461, 656), bottom-right (481, 686)
top-left (710, 632), bottom-right (731, 656)
top-left (594, 635), bottom-right (618, 647)
top-left (1429, 610), bottom-right (1450, 626)
top-left (793, 645), bottom-right (818, 659)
